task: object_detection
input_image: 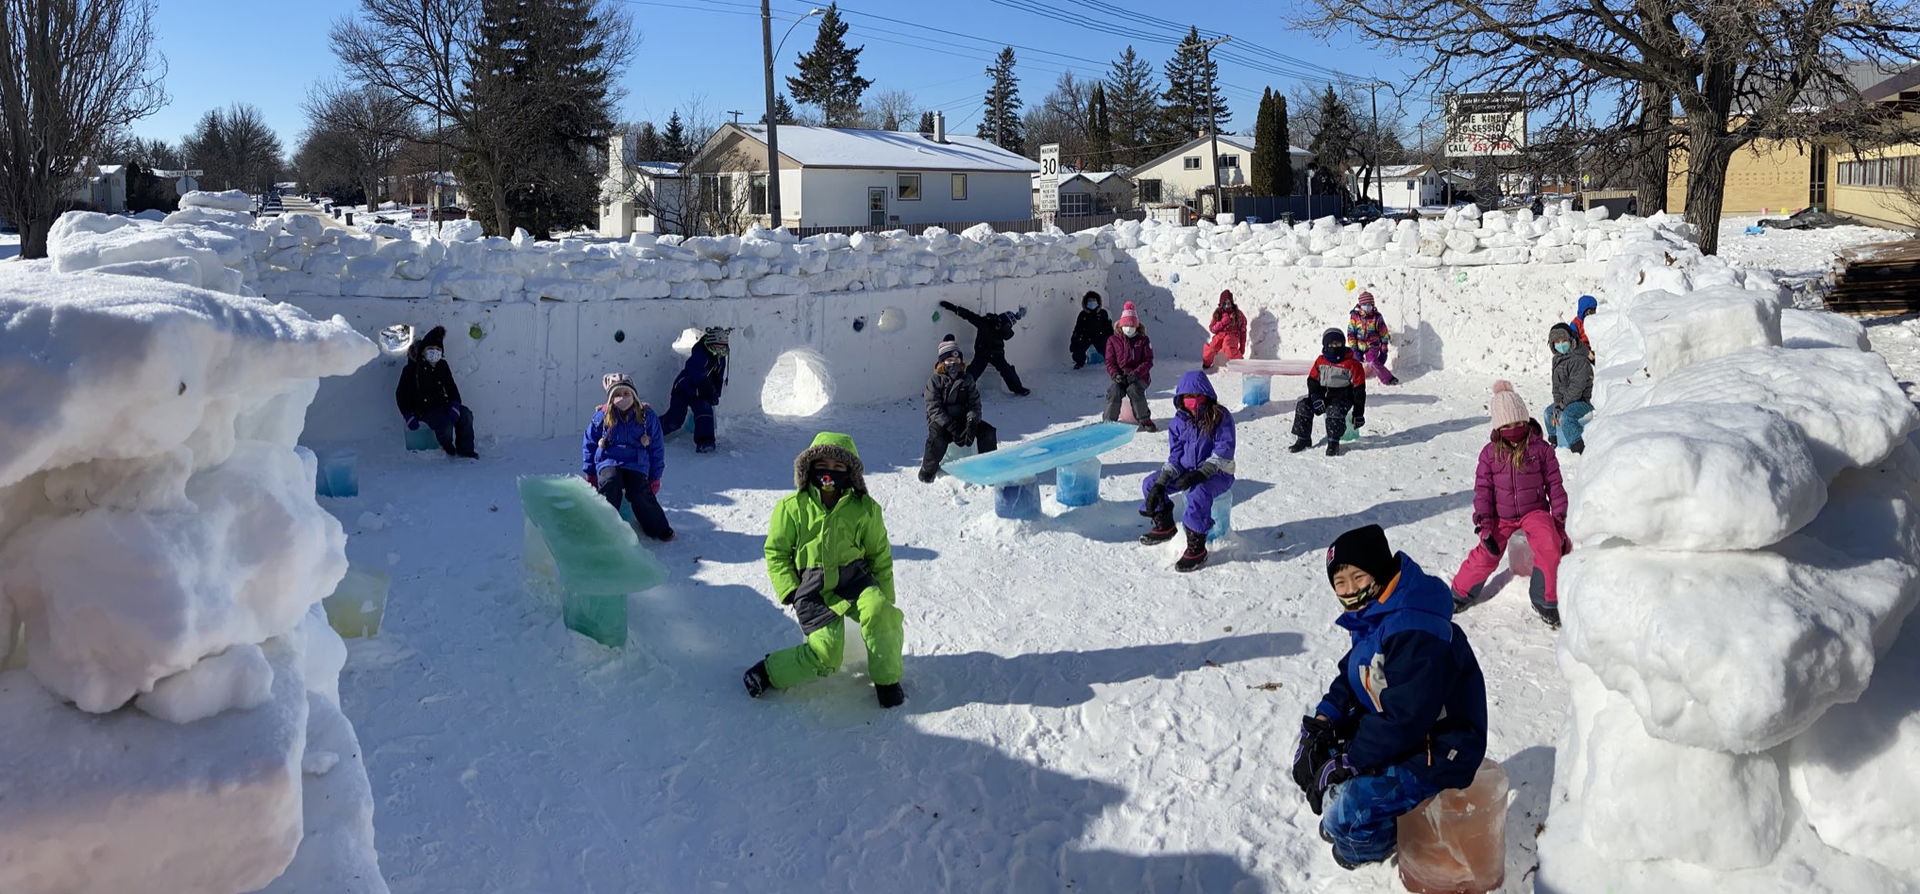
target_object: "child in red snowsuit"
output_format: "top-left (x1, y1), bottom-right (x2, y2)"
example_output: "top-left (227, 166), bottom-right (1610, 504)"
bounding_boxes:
top-left (1202, 290), bottom-right (1247, 368)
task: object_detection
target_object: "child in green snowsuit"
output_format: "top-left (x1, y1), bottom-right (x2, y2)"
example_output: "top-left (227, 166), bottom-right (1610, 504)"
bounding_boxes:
top-left (743, 432), bottom-right (907, 708)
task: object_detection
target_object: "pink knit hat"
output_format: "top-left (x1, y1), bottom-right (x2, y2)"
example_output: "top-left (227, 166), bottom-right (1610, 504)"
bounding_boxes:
top-left (1117, 301), bottom-right (1141, 328)
top-left (1357, 290), bottom-right (1376, 308)
top-left (1489, 380), bottom-right (1530, 429)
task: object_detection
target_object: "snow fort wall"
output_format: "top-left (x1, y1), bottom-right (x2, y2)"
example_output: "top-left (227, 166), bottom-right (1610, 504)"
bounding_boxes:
top-left (1541, 215), bottom-right (1920, 892)
top-left (0, 267), bottom-right (388, 894)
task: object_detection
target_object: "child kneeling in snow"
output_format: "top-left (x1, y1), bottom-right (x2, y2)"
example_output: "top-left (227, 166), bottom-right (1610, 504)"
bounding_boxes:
top-left (744, 433), bottom-right (906, 708)
top-left (581, 373), bottom-right (673, 542)
top-left (1347, 290), bottom-right (1396, 385)
top-left (1452, 381), bottom-right (1567, 627)
top-left (920, 335), bottom-right (998, 483)
top-left (1545, 323), bottom-right (1593, 453)
top-left (1139, 371), bottom-right (1234, 572)
top-left (1289, 329), bottom-right (1368, 456)
top-left (1202, 289), bottom-right (1246, 368)
top-left (1295, 524), bottom-right (1489, 870)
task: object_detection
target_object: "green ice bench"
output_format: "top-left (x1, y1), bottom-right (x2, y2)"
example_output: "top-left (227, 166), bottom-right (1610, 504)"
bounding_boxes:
top-left (518, 475), bottom-right (668, 647)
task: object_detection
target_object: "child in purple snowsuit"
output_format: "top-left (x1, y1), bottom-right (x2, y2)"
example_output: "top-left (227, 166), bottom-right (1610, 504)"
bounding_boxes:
top-left (1451, 380), bottom-right (1567, 627)
top-left (1139, 370), bottom-right (1235, 572)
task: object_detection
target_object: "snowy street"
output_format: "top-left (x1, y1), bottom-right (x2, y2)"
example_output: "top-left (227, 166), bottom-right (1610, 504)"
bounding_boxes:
top-left (327, 363), bottom-right (1567, 893)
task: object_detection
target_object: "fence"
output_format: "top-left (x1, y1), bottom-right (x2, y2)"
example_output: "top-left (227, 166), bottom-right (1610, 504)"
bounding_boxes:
top-left (1231, 195), bottom-right (1348, 224)
top-left (788, 210), bottom-right (1145, 239)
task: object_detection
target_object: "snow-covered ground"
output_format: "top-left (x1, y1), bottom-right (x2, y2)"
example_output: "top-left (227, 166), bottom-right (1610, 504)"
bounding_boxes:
top-left (326, 362), bottom-right (1567, 893)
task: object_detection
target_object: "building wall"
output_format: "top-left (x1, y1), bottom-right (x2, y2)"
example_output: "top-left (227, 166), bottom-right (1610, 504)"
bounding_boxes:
top-left (1131, 144), bottom-right (1254, 203)
top-left (797, 168), bottom-right (1032, 227)
top-left (1826, 140), bottom-right (1920, 229)
top-left (1667, 137), bottom-right (1815, 214)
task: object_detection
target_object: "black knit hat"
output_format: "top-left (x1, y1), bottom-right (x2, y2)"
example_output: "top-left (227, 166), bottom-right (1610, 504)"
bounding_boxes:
top-left (1321, 327), bottom-right (1346, 348)
top-left (1326, 524), bottom-right (1399, 586)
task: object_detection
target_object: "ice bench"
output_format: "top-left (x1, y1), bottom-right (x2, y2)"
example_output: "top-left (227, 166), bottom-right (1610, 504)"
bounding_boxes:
top-left (942, 421), bottom-right (1138, 520)
top-left (1218, 358), bottom-right (1311, 408)
top-left (517, 475), bottom-right (667, 647)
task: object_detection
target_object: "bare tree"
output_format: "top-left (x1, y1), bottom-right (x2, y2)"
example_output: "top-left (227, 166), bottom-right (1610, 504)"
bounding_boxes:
top-left (302, 81), bottom-right (418, 208)
top-left (1295, 0), bottom-right (1920, 254)
top-left (1024, 71), bottom-right (1092, 164)
top-left (861, 88), bottom-right (918, 130)
top-left (181, 103), bottom-right (284, 193)
top-left (0, 0), bottom-right (166, 258)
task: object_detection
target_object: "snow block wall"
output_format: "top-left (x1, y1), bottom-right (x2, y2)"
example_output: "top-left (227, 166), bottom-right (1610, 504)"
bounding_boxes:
top-left (1536, 223), bottom-right (1920, 892)
top-left (1102, 205), bottom-right (1666, 383)
top-left (0, 265), bottom-right (388, 894)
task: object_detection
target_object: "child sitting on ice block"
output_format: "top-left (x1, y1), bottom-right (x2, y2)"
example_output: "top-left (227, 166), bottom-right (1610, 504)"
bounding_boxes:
top-left (1295, 524), bottom-right (1489, 870)
top-left (1452, 381), bottom-right (1567, 627)
top-left (1202, 289), bottom-right (1246, 369)
top-left (394, 325), bottom-right (478, 458)
top-left (1069, 291), bottom-right (1112, 370)
top-left (1104, 302), bottom-right (1157, 432)
top-left (1346, 289), bottom-right (1396, 385)
top-left (1139, 370), bottom-right (1235, 572)
top-left (743, 433), bottom-right (906, 708)
top-left (1289, 329), bottom-right (1368, 456)
top-left (919, 335), bottom-right (998, 483)
top-left (1545, 323), bottom-right (1593, 453)
top-left (582, 373), bottom-right (673, 542)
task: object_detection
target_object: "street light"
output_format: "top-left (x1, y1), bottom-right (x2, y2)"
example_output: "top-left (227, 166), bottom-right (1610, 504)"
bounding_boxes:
top-left (762, 4), bottom-right (823, 230)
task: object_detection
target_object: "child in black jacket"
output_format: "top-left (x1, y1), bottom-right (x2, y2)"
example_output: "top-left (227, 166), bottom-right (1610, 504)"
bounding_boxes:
top-left (1069, 291), bottom-right (1112, 369)
top-left (939, 300), bottom-right (1030, 395)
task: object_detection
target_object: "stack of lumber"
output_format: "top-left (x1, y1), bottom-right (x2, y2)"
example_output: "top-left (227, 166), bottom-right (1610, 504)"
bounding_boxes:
top-left (1827, 239), bottom-right (1920, 314)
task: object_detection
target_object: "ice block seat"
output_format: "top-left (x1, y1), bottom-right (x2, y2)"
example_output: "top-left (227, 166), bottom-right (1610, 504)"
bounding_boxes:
top-left (517, 475), bottom-right (667, 647)
top-left (942, 422), bottom-right (1137, 519)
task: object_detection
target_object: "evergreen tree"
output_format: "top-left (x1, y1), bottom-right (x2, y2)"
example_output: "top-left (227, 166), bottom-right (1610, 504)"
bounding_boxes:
top-left (1250, 88), bottom-right (1295, 195)
top-left (759, 94), bottom-right (797, 126)
top-left (662, 111), bottom-right (689, 161)
top-left (1308, 85), bottom-right (1359, 197)
top-left (1273, 94), bottom-right (1294, 194)
top-left (785, 4), bottom-right (872, 127)
top-left (917, 110), bottom-right (936, 134)
top-left (629, 121), bottom-right (666, 162)
top-left (1160, 27), bottom-right (1229, 140)
top-left (461, 0), bottom-right (618, 237)
top-left (978, 46), bottom-right (1024, 153)
top-left (1086, 83), bottom-right (1113, 171)
top-left (1105, 46), bottom-right (1161, 167)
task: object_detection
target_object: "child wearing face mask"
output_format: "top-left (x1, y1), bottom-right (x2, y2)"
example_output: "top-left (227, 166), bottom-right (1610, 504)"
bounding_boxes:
top-left (1545, 323), bottom-right (1593, 453)
top-left (743, 432), bottom-right (905, 708)
top-left (1202, 289), bottom-right (1247, 369)
top-left (1289, 328), bottom-right (1368, 457)
top-left (1295, 524), bottom-right (1488, 870)
top-left (1138, 370), bottom-right (1235, 572)
top-left (920, 335), bottom-right (999, 483)
top-left (582, 373), bottom-right (673, 542)
top-left (1452, 380), bottom-right (1567, 627)
top-left (394, 325), bottom-right (477, 458)
top-left (1104, 301), bottom-right (1157, 431)
top-left (1069, 290), bottom-right (1113, 369)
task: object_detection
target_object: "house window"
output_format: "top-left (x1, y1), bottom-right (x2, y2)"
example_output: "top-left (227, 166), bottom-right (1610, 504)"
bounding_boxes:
top-left (951, 173), bottom-right (968, 200)
top-left (1217, 155), bottom-right (1239, 169)
top-left (1183, 157), bottom-right (1202, 170)
top-left (897, 173), bottom-right (921, 200)
top-left (1139, 179), bottom-right (1163, 203)
top-left (1061, 192), bottom-right (1092, 215)
top-left (749, 173), bottom-right (768, 215)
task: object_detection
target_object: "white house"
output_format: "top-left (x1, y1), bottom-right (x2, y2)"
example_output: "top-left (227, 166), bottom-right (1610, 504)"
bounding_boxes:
top-left (599, 132), bottom-right (686, 238)
top-left (67, 163), bottom-right (126, 213)
top-left (1345, 164), bottom-right (1452, 208)
top-left (684, 116), bottom-right (1037, 231)
top-left (1029, 170), bottom-right (1137, 215)
top-left (1128, 134), bottom-right (1312, 204)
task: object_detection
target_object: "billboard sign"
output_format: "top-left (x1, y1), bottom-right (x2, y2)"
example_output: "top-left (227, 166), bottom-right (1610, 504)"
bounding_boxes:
top-left (1445, 92), bottom-right (1527, 157)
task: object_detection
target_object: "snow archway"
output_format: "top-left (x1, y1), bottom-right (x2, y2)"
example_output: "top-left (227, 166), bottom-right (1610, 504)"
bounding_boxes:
top-left (760, 348), bottom-right (833, 418)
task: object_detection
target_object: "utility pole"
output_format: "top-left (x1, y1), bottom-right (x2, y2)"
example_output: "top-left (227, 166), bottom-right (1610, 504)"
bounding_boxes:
top-left (1199, 35), bottom-right (1229, 219)
top-left (1368, 81), bottom-right (1386, 211)
top-left (761, 1), bottom-right (782, 228)
top-left (728, 110), bottom-right (744, 124)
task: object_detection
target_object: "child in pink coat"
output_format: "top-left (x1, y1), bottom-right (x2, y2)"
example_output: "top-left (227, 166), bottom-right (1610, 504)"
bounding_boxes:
top-left (1202, 290), bottom-right (1247, 368)
top-left (1451, 381), bottom-right (1568, 627)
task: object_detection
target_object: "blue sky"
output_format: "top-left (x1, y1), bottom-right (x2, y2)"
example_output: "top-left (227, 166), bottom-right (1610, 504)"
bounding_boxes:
top-left (139, 0), bottom-right (1413, 150)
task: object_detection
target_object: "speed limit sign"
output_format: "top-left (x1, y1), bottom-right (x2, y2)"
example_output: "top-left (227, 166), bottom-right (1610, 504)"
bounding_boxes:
top-left (1038, 143), bottom-right (1060, 213)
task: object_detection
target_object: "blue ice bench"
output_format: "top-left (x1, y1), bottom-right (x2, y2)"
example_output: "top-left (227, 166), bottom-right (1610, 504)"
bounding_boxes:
top-left (942, 422), bottom-right (1138, 519)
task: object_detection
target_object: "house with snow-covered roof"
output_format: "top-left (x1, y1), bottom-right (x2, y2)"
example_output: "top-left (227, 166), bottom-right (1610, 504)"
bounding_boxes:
top-left (1128, 134), bottom-right (1312, 205)
top-left (1344, 164), bottom-right (1456, 208)
top-left (683, 116), bottom-right (1038, 232)
top-left (1029, 169), bottom-right (1137, 215)
top-left (599, 132), bottom-right (686, 238)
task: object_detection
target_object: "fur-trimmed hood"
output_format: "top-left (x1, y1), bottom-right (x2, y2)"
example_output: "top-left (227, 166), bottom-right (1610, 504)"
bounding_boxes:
top-left (793, 431), bottom-right (867, 494)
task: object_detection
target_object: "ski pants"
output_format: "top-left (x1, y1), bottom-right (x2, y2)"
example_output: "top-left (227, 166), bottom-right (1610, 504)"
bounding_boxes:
top-left (968, 349), bottom-right (1026, 393)
top-left (1105, 375), bottom-right (1151, 423)
top-left (596, 466), bottom-right (673, 540)
top-left (659, 388), bottom-right (716, 448)
top-left (420, 405), bottom-right (476, 455)
top-left (1202, 334), bottom-right (1243, 368)
top-left (1362, 346), bottom-right (1396, 385)
top-left (764, 562), bottom-right (905, 689)
top-left (1291, 391), bottom-right (1361, 442)
top-left (1322, 763), bottom-right (1446, 866)
top-left (1141, 470), bottom-right (1233, 533)
top-left (1451, 510), bottom-right (1566, 606)
top-left (1545, 401), bottom-right (1592, 447)
top-left (921, 420), bottom-right (999, 477)
top-left (1070, 335), bottom-right (1104, 367)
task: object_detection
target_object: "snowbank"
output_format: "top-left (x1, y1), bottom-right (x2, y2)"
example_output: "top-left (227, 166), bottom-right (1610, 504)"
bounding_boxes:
top-left (0, 267), bottom-right (387, 892)
top-left (1542, 210), bottom-right (1920, 890)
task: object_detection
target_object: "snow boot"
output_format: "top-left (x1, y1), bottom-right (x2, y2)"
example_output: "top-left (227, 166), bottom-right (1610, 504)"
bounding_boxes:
top-left (1531, 570), bottom-right (1560, 627)
top-left (1073, 359), bottom-right (1086, 369)
top-left (1547, 432), bottom-right (1558, 447)
top-left (1012, 387), bottom-right (1033, 397)
top-left (743, 660), bottom-right (772, 698)
top-left (1138, 419), bottom-right (1158, 433)
top-left (1326, 441), bottom-right (1342, 457)
top-left (1534, 601), bottom-right (1562, 628)
top-left (1140, 508), bottom-right (1178, 545)
top-left (917, 468), bottom-right (936, 484)
top-left (875, 682), bottom-right (907, 708)
top-left (1571, 439), bottom-right (1585, 454)
top-left (1331, 844), bottom-right (1391, 871)
top-left (1453, 584), bottom-right (1483, 612)
top-left (1174, 528), bottom-right (1208, 572)
top-left (696, 443), bottom-right (718, 454)
top-left (1288, 438), bottom-right (1311, 453)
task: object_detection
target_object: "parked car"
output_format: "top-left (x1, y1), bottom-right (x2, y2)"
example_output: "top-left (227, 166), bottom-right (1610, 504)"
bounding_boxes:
top-left (430, 205), bottom-right (469, 221)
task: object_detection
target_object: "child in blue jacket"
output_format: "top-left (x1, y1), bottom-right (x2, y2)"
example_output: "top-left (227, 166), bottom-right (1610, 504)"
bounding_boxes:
top-left (1293, 524), bottom-right (1489, 869)
top-left (582, 373), bottom-right (672, 541)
